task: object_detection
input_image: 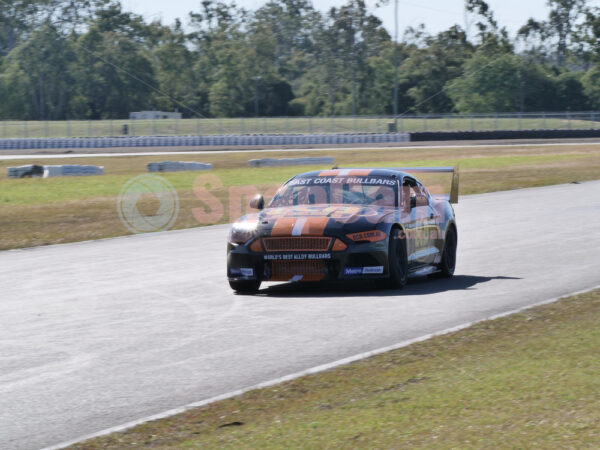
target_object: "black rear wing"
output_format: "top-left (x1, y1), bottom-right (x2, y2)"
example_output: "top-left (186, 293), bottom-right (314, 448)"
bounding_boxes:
top-left (395, 166), bottom-right (460, 204)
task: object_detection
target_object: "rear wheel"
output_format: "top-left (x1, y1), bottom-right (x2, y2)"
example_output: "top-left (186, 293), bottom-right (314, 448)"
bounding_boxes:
top-left (388, 227), bottom-right (408, 289)
top-left (229, 280), bottom-right (261, 294)
top-left (439, 226), bottom-right (457, 278)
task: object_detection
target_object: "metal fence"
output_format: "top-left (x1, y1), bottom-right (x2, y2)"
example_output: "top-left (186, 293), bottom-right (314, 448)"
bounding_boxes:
top-left (1, 112), bottom-right (598, 139)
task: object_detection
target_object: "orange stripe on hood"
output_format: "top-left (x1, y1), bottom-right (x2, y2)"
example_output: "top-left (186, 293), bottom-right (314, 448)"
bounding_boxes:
top-left (271, 217), bottom-right (329, 236)
top-left (301, 217), bottom-right (329, 236)
top-left (271, 218), bottom-right (297, 236)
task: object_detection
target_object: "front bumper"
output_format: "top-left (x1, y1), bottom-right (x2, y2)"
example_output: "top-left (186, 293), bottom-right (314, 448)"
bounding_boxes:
top-left (227, 239), bottom-right (389, 282)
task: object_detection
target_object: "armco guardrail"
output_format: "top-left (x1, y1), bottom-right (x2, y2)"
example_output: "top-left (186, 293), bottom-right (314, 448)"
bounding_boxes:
top-left (0, 133), bottom-right (410, 150)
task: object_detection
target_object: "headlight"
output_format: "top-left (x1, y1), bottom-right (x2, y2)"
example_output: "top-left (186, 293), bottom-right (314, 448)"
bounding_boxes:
top-left (228, 221), bottom-right (258, 244)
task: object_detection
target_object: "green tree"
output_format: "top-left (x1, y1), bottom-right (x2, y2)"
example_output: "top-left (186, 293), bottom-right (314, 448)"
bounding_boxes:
top-left (554, 71), bottom-right (589, 110)
top-left (399, 26), bottom-right (473, 114)
top-left (519, 0), bottom-right (587, 67)
top-left (190, 1), bottom-right (251, 117)
top-left (151, 21), bottom-right (204, 117)
top-left (0, 63), bottom-right (30, 119)
top-left (0, 1), bottom-right (43, 56)
top-left (447, 51), bottom-right (522, 113)
top-left (2, 23), bottom-right (75, 119)
top-left (73, 27), bottom-right (156, 118)
top-left (582, 65), bottom-right (600, 109)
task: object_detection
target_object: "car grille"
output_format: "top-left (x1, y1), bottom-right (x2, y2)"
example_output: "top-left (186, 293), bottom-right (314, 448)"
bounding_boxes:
top-left (270, 261), bottom-right (326, 281)
top-left (263, 237), bottom-right (332, 252)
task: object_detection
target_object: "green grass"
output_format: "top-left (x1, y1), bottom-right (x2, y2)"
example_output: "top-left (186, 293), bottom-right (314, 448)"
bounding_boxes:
top-left (70, 289), bottom-right (600, 449)
top-left (1, 115), bottom-right (598, 138)
top-left (1, 143), bottom-right (599, 250)
top-left (0, 152), bottom-right (596, 206)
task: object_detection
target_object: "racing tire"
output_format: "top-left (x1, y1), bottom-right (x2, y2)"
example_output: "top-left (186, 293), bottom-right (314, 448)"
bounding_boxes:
top-left (229, 280), bottom-right (261, 294)
top-left (439, 226), bottom-right (457, 278)
top-left (387, 227), bottom-right (408, 289)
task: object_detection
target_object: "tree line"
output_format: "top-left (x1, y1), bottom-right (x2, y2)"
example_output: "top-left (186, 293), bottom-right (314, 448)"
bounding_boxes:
top-left (1, 0), bottom-right (600, 120)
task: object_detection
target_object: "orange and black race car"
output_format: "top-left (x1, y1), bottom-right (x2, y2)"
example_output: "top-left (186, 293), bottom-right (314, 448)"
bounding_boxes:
top-left (227, 167), bottom-right (459, 293)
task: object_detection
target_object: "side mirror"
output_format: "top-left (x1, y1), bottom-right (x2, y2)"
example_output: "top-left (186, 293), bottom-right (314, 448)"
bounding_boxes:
top-left (249, 194), bottom-right (265, 210)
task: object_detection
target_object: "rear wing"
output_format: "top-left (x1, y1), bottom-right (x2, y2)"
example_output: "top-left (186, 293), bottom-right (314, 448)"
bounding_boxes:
top-left (395, 166), bottom-right (460, 204)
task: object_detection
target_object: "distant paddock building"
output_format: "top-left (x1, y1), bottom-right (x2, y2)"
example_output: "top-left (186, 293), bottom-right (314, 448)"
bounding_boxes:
top-left (129, 111), bottom-right (183, 120)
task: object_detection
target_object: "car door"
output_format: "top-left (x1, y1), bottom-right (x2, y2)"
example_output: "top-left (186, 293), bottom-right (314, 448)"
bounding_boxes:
top-left (401, 177), bottom-right (430, 267)
top-left (416, 181), bottom-right (441, 264)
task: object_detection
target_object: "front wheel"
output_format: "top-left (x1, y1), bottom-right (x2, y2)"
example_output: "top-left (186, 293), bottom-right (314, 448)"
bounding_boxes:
top-left (229, 280), bottom-right (261, 294)
top-left (439, 226), bottom-right (457, 278)
top-left (387, 228), bottom-right (408, 289)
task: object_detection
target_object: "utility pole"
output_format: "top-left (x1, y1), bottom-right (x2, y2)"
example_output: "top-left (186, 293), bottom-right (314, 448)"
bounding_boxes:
top-left (252, 76), bottom-right (262, 117)
top-left (393, 0), bottom-right (399, 130)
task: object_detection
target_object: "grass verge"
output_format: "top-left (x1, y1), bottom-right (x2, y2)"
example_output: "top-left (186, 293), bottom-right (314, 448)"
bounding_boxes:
top-left (70, 288), bottom-right (600, 449)
top-left (1, 143), bottom-right (600, 250)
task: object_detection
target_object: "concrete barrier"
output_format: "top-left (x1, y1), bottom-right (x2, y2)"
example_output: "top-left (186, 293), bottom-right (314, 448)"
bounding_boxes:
top-left (8, 164), bottom-right (104, 178)
top-left (147, 161), bottom-right (213, 172)
top-left (42, 165), bottom-right (104, 178)
top-left (249, 157), bottom-right (335, 168)
top-left (409, 129), bottom-right (600, 141)
top-left (7, 165), bottom-right (44, 178)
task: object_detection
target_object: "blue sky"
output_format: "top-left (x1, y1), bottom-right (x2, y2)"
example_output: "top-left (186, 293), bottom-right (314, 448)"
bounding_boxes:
top-left (121, 0), bottom-right (564, 38)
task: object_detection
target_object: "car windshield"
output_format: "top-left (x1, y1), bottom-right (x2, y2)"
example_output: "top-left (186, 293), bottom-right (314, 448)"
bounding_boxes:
top-left (270, 176), bottom-right (398, 207)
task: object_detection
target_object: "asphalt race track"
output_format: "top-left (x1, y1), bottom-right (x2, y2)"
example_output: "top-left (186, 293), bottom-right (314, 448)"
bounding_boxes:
top-left (1, 181), bottom-right (600, 449)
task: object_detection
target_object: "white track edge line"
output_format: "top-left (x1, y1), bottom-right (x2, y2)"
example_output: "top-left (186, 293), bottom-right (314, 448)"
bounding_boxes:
top-left (42, 283), bottom-right (600, 450)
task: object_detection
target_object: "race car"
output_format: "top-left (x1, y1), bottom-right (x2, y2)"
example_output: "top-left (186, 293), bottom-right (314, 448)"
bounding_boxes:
top-left (227, 167), bottom-right (459, 293)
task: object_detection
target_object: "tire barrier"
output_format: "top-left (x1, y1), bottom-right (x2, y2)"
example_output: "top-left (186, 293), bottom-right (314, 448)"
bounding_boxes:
top-left (410, 129), bottom-right (600, 141)
top-left (4, 129), bottom-right (595, 150)
top-left (0, 133), bottom-right (411, 150)
top-left (147, 161), bottom-right (213, 172)
top-left (248, 157), bottom-right (335, 168)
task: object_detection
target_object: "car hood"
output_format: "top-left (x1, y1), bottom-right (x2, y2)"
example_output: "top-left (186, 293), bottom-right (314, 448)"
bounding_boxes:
top-left (236, 204), bottom-right (396, 237)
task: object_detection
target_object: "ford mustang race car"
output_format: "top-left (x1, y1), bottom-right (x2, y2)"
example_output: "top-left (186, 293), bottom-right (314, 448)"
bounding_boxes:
top-left (227, 167), bottom-right (459, 293)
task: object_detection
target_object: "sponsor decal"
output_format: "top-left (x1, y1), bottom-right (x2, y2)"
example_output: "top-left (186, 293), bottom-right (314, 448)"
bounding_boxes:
top-left (362, 266), bottom-right (384, 274)
top-left (346, 230), bottom-right (387, 242)
top-left (287, 176), bottom-right (396, 187)
top-left (344, 267), bottom-right (363, 276)
top-left (264, 253), bottom-right (332, 261)
top-left (344, 266), bottom-right (385, 276)
top-left (230, 268), bottom-right (254, 277)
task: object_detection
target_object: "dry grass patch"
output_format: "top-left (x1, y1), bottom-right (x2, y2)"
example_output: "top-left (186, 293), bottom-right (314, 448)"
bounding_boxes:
top-left (70, 289), bottom-right (600, 449)
top-left (1, 143), bottom-right (599, 250)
